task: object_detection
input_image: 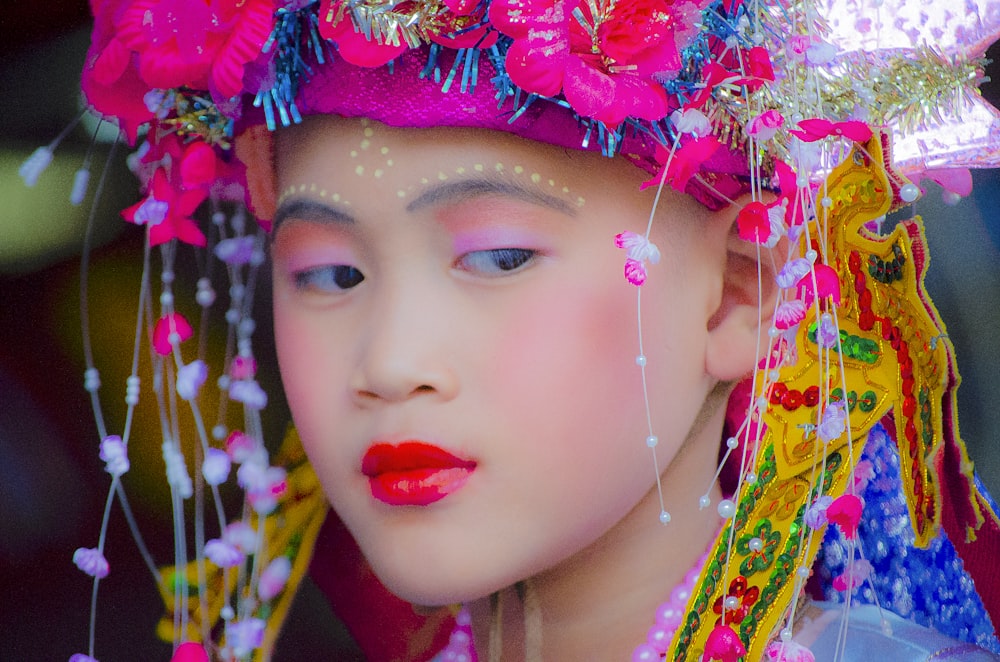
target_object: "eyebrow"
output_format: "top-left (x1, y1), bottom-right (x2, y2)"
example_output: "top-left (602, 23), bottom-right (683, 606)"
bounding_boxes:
top-left (272, 198), bottom-right (355, 232)
top-left (404, 178), bottom-right (577, 217)
top-left (273, 176), bottom-right (577, 232)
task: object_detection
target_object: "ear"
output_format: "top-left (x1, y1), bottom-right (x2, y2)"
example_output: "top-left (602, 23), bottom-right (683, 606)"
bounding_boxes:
top-left (705, 207), bottom-right (780, 382)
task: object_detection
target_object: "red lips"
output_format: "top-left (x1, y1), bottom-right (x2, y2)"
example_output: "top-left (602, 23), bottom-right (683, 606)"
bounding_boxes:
top-left (361, 442), bottom-right (476, 506)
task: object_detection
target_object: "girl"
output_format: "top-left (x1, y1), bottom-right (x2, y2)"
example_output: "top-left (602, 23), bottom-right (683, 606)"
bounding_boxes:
top-left (50, 0), bottom-right (1000, 660)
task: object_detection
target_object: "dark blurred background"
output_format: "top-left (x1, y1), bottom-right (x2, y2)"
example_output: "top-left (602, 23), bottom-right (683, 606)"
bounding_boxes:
top-left (1, 3), bottom-right (999, 661)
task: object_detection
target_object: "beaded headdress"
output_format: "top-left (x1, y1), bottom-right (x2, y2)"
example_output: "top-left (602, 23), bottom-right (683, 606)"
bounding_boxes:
top-left (24, 0), bottom-right (1000, 660)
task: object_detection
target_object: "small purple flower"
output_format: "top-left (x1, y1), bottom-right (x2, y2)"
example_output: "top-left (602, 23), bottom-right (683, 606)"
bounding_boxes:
top-left (214, 237), bottom-right (257, 265)
top-left (69, 655), bottom-right (100, 662)
top-left (176, 360), bottom-right (208, 401)
top-left (227, 618), bottom-right (265, 658)
top-left (803, 495), bottom-right (834, 529)
top-left (73, 547), bottom-right (110, 579)
top-left (205, 538), bottom-right (244, 568)
top-left (229, 380), bottom-right (268, 410)
top-left (817, 400), bottom-right (847, 443)
top-left (99, 435), bottom-right (129, 477)
top-left (202, 447), bottom-right (232, 486)
top-left (238, 461), bottom-right (287, 515)
top-left (776, 258), bottom-right (811, 289)
top-left (132, 195), bottom-right (169, 226)
top-left (258, 556), bottom-right (292, 602)
top-left (162, 442), bottom-right (193, 499)
top-left (816, 314), bottom-right (838, 348)
top-left (223, 521), bottom-right (258, 553)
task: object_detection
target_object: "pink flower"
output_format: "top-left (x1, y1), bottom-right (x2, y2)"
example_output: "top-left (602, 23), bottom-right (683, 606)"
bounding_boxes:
top-left (491, 0), bottom-right (707, 126)
top-left (796, 263), bottom-right (841, 306)
top-left (152, 313), bottom-right (194, 356)
top-left (789, 118), bottom-right (873, 143)
top-left (230, 355), bottom-right (258, 379)
top-left (774, 300), bottom-right (807, 330)
top-left (671, 107), bottom-right (713, 137)
top-left (179, 142), bottom-right (219, 190)
top-left (827, 494), bottom-right (864, 539)
top-left (644, 135), bottom-right (723, 194)
top-left (832, 558), bottom-right (873, 592)
top-left (318, 1), bottom-right (409, 67)
top-left (258, 556), bottom-right (292, 601)
top-left (121, 168), bottom-right (207, 247)
top-left (736, 201), bottom-right (781, 245)
top-left (747, 110), bottom-right (784, 141)
top-left (226, 430), bottom-right (257, 463)
top-left (73, 547), bottom-right (110, 578)
top-left (113, 0), bottom-right (276, 100)
top-left (786, 35), bottom-right (812, 62)
top-left (703, 624), bottom-right (746, 662)
top-left (222, 521), bottom-right (258, 553)
top-left (238, 461), bottom-right (287, 514)
top-left (615, 231), bottom-right (661, 286)
top-left (764, 640), bottom-right (815, 662)
top-left (852, 460), bottom-right (875, 493)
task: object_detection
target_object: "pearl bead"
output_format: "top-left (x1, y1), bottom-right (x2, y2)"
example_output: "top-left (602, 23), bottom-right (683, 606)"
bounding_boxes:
top-left (768, 326), bottom-right (780, 338)
top-left (212, 425), bottom-right (227, 441)
top-left (745, 472), bottom-right (757, 484)
top-left (899, 182), bottom-right (920, 202)
top-left (797, 566), bottom-right (810, 578)
top-left (161, 270), bottom-right (175, 284)
top-left (636, 354), bottom-right (647, 367)
top-left (659, 510), bottom-right (671, 524)
top-left (699, 495), bottom-right (711, 509)
top-left (769, 370), bottom-right (780, 381)
top-left (646, 435), bottom-right (659, 448)
top-left (724, 596), bottom-right (739, 609)
top-left (748, 537), bottom-right (763, 552)
top-left (726, 436), bottom-right (739, 449)
top-left (717, 499), bottom-right (736, 519)
top-left (220, 605), bottom-right (234, 620)
top-left (159, 291), bottom-right (174, 306)
top-left (806, 249), bottom-right (818, 262)
top-left (821, 196), bottom-right (832, 208)
top-left (796, 174), bottom-right (808, 187)
top-left (780, 628), bottom-right (793, 641)
top-left (756, 396), bottom-right (768, 410)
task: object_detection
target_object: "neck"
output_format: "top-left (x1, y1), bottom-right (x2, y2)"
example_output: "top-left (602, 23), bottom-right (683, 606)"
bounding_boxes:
top-left (467, 406), bottom-right (727, 661)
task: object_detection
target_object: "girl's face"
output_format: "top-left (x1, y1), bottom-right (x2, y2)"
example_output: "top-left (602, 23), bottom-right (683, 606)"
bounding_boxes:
top-left (271, 116), bottom-right (728, 605)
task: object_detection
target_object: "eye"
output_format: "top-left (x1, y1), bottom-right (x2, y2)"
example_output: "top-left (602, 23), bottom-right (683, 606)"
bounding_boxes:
top-left (457, 248), bottom-right (537, 276)
top-left (293, 265), bottom-right (365, 293)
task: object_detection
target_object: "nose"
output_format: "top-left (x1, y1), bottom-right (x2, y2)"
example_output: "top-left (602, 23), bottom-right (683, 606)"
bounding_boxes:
top-left (350, 283), bottom-right (459, 405)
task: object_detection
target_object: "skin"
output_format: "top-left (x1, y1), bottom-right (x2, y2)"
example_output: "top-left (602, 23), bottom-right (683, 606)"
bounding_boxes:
top-left (270, 116), bottom-right (773, 660)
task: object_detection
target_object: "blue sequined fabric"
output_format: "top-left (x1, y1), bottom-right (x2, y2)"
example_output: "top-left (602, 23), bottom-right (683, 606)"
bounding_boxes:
top-left (817, 423), bottom-right (1000, 654)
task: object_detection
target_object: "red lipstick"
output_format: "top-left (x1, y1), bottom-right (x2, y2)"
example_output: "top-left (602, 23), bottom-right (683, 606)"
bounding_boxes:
top-left (361, 442), bottom-right (476, 506)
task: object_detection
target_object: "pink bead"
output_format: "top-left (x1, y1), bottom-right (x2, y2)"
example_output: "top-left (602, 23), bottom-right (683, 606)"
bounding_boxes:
top-left (669, 584), bottom-right (692, 604)
top-left (632, 643), bottom-right (661, 662)
top-left (655, 604), bottom-right (683, 628)
top-left (647, 624), bottom-right (673, 653)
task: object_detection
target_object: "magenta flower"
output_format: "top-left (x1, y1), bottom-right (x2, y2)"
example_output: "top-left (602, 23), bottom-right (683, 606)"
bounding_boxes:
top-left (737, 200), bottom-right (785, 246)
top-left (703, 624), bottom-right (746, 662)
top-left (615, 231), bottom-right (661, 286)
top-left (152, 313), bottom-right (194, 356)
top-left (73, 547), bottom-right (110, 579)
top-left (226, 430), bottom-right (257, 463)
top-left (121, 168), bottom-right (207, 247)
top-left (827, 493), bottom-right (864, 539)
top-left (797, 263), bottom-right (841, 306)
top-left (490, 0), bottom-right (708, 126)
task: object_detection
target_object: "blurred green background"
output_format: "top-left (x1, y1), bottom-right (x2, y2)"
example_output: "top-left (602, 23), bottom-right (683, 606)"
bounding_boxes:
top-left (1, 3), bottom-right (999, 661)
